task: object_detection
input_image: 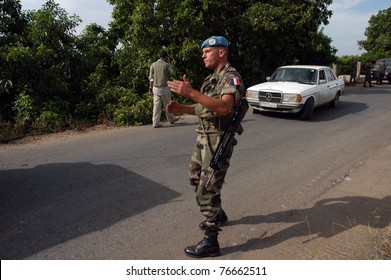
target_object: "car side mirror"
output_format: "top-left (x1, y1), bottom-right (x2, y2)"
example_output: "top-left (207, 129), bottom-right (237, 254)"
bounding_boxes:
top-left (319, 79), bottom-right (327, 84)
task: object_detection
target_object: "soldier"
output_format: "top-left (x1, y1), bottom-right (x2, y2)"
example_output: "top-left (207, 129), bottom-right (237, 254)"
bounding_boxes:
top-left (167, 36), bottom-right (245, 258)
top-left (363, 61), bottom-right (373, 88)
top-left (376, 60), bottom-right (386, 85)
top-left (349, 61), bottom-right (357, 85)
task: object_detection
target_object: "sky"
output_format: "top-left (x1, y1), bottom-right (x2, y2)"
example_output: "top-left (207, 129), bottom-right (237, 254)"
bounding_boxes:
top-left (20, 0), bottom-right (390, 56)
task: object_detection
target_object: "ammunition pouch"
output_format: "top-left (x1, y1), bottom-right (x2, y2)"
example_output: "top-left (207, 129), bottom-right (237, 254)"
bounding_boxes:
top-left (199, 117), bottom-right (229, 132)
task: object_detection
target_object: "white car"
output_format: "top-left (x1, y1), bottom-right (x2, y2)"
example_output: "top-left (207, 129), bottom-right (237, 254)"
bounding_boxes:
top-left (246, 65), bottom-right (345, 120)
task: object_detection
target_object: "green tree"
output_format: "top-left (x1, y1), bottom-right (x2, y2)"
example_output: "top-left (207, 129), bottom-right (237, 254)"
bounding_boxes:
top-left (73, 23), bottom-right (118, 120)
top-left (110, 0), bottom-right (159, 93)
top-left (0, 0), bottom-right (28, 45)
top-left (244, 0), bottom-right (335, 82)
top-left (109, 0), bottom-right (335, 91)
top-left (26, 0), bottom-right (81, 101)
top-left (0, 0), bottom-right (29, 119)
top-left (2, 0), bottom-right (338, 139)
top-left (358, 7), bottom-right (391, 57)
top-left (1, 0), bottom-right (84, 134)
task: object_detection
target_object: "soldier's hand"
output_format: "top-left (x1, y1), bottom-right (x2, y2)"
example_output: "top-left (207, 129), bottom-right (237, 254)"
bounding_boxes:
top-left (166, 101), bottom-right (180, 113)
top-left (168, 74), bottom-right (194, 98)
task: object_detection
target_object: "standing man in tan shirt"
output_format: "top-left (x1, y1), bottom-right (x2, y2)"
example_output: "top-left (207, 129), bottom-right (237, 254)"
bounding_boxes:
top-left (149, 51), bottom-right (179, 128)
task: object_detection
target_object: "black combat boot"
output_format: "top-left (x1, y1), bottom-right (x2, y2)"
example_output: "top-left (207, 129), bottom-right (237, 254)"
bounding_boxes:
top-left (199, 209), bottom-right (228, 230)
top-left (184, 227), bottom-right (220, 258)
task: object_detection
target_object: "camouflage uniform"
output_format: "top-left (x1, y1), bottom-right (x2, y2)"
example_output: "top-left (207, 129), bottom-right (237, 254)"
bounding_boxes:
top-left (189, 62), bottom-right (245, 228)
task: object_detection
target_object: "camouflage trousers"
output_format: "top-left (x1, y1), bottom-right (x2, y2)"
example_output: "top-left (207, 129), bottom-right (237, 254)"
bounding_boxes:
top-left (189, 133), bottom-right (235, 228)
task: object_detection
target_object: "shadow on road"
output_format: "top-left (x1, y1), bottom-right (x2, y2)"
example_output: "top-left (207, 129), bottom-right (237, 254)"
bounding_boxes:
top-left (309, 100), bottom-right (368, 122)
top-left (0, 162), bottom-right (180, 259)
top-left (224, 195), bottom-right (391, 255)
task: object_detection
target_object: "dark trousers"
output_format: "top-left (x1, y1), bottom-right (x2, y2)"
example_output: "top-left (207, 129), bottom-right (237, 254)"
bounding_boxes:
top-left (377, 74), bottom-right (385, 85)
top-left (363, 75), bottom-right (372, 87)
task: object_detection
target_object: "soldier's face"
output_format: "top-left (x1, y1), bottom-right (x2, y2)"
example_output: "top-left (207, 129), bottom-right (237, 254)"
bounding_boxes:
top-left (202, 47), bottom-right (223, 70)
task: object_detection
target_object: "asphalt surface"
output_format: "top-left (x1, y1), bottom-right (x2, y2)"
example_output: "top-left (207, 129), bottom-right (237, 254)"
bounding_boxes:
top-left (235, 133), bottom-right (391, 259)
top-left (1, 83), bottom-right (390, 260)
top-left (228, 83), bottom-right (391, 260)
top-left (233, 83), bottom-right (391, 260)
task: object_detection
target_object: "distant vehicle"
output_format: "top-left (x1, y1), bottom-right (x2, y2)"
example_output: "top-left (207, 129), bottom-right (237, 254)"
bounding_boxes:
top-left (246, 65), bottom-right (345, 120)
top-left (371, 58), bottom-right (391, 83)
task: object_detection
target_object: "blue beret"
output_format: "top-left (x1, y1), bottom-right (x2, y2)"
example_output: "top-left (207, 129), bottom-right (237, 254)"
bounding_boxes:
top-left (201, 36), bottom-right (229, 49)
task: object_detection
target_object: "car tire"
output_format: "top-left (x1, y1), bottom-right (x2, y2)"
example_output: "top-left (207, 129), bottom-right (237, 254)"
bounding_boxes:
top-left (300, 98), bottom-right (314, 120)
top-left (252, 108), bottom-right (260, 114)
top-left (329, 92), bottom-right (340, 108)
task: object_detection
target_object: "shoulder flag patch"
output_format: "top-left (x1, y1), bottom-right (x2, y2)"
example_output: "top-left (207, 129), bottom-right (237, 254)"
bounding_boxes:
top-left (231, 77), bottom-right (240, 85)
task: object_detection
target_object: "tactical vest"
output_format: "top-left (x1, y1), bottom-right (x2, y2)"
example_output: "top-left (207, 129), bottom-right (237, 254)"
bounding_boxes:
top-left (195, 63), bottom-right (244, 135)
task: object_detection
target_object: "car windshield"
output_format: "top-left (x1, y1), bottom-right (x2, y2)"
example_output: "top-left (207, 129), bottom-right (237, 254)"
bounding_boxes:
top-left (270, 68), bottom-right (317, 84)
top-left (375, 59), bottom-right (391, 67)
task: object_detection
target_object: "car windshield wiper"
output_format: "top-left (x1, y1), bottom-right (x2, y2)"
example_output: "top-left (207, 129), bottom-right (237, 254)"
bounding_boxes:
top-left (298, 80), bottom-right (314, 85)
top-left (273, 79), bottom-right (295, 82)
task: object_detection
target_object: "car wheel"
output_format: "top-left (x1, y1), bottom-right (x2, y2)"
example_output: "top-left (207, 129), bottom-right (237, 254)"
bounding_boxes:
top-left (252, 108), bottom-right (260, 114)
top-left (329, 92), bottom-right (340, 108)
top-left (300, 98), bottom-right (314, 120)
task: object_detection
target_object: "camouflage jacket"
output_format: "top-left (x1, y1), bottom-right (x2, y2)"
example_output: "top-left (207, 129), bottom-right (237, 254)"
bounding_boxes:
top-left (195, 62), bottom-right (245, 135)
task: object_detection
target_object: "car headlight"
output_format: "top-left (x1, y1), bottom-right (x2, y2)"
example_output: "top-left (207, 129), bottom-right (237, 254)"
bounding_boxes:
top-left (246, 90), bottom-right (258, 99)
top-left (283, 93), bottom-right (302, 102)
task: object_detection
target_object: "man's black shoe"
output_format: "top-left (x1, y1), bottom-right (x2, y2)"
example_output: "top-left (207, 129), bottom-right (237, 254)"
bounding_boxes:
top-left (199, 210), bottom-right (228, 230)
top-left (185, 228), bottom-right (220, 258)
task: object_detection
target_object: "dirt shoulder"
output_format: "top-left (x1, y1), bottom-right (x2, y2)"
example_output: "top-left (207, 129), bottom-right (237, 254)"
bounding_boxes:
top-left (0, 124), bottom-right (124, 152)
top-left (300, 140), bottom-right (390, 259)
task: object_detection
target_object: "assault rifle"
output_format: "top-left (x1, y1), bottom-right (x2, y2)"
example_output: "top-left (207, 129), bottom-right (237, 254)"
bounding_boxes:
top-left (204, 98), bottom-right (249, 189)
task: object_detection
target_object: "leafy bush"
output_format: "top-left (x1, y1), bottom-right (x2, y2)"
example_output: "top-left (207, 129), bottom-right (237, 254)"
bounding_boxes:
top-left (96, 85), bottom-right (129, 120)
top-left (0, 120), bottom-right (25, 143)
top-left (74, 101), bottom-right (97, 121)
top-left (113, 92), bottom-right (153, 126)
top-left (32, 110), bottom-right (64, 132)
top-left (12, 90), bottom-right (36, 130)
top-left (30, 99), bottom-right (69, 132)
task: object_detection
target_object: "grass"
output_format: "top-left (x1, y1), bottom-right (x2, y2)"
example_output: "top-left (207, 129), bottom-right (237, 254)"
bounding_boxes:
top-left (378, 226), bottom-right (391, 259)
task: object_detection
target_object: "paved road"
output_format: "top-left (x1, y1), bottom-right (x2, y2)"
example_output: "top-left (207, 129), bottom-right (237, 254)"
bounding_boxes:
top-left (1, 84), bottom-right (390, 260)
